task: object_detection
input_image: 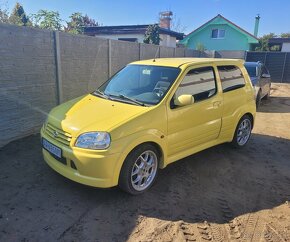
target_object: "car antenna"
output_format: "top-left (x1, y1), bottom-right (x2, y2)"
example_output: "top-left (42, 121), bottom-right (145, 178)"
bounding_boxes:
top-left (153, 46), bottom-right (160, 62)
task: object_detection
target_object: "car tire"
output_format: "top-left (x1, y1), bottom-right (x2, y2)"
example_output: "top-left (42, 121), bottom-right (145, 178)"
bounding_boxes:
top-left (231, 115), bottom-right (252, 148)
top-left (119, 144), bottom-right (159, 195)
top-left (256, 90), bottom-right (262, 108)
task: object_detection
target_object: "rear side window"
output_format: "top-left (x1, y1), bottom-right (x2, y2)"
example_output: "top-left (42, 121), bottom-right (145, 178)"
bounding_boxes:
top-left (175, 66), bottom-right (217, 102)
top-left (217, 65), bottom-right (245, 92)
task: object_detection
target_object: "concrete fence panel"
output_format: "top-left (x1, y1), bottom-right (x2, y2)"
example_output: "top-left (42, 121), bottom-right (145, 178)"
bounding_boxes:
top-left (0, 24), bottom-right (205, 147)
top-left (175, 48), bottom-right (186, 57)
top-left (0, 24), bottom-right (57, 147)
top-left (111, 39), bottom-right (140, 75)
top-left (140, 44), bottom-right (160, 60)
top-left (160, 46), bottom-right (175, 58)
top-left (59, 33), bottom-right (109, 101)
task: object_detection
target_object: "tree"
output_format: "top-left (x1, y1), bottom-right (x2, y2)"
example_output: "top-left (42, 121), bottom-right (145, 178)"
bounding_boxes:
top-left (171, 14), bottom-right (186, 33)
top-left (65, 12), bottom-right (99, 34)
top-left (196, 42), bottom-right (205, 51)
top-left (83, 14), bottom-right (99, 27)
top-left (0, 3), bottom-right (9, 23)
top-left (8, 2), bottom-right (31, 26)
top-left (255, 33), bottom-right (277, 51)
top-left (144, 24), bottom-right (161, 45)
top-left (32, 10), bottom-right (62, 30)
top-left (280, 32), bottom-right (290, 38)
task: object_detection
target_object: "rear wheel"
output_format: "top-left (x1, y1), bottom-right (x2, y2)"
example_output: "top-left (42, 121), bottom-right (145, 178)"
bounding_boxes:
top-left (231, 115), bottom-right (252, 148)
top-left (119, 144), bottom-right (159, 195)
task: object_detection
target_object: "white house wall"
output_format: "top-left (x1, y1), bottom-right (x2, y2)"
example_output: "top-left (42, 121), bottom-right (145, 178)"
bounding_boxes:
top-left (95, 33), bottom-right (177, 47)
top-left (282, 43), bottom-right (290, 52)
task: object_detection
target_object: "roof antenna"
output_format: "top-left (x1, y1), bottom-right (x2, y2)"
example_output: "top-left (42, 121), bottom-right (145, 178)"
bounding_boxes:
top-left (153, 46), bottom-right (160, 62)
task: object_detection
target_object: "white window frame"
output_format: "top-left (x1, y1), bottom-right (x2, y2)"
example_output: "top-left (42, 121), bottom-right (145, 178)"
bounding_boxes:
top-left (211, 29), bottom-right (225, 39)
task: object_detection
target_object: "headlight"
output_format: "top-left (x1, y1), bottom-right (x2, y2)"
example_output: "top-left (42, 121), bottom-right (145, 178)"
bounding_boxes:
top-left (75, 132), bottom-right (111, 150)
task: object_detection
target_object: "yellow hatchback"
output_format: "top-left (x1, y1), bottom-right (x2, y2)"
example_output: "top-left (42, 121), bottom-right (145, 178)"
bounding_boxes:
top-left (41, 58), bottom-right (256, 194)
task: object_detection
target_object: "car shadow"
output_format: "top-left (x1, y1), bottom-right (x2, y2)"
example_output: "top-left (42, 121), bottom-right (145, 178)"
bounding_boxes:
top-left (258, 96), bottom-right (290, 113)
top-left (1, 132), bottom-right (290, 241)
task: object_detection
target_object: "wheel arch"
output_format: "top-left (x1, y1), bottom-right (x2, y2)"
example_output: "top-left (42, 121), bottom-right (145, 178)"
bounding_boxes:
top-left (111, 133), bottom-right (166, 186)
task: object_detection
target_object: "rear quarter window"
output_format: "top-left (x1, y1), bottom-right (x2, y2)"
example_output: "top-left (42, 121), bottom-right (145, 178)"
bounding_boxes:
top-left (217, 65), bottom-right (246, 92)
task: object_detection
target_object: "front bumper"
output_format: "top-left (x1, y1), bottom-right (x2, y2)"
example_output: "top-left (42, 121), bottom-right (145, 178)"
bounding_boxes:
top-left (41, 128), bottom-right (121, 188)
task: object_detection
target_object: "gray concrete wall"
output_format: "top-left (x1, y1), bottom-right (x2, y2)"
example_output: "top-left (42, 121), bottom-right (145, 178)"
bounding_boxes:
top-left (0, 24), bottom-right (204, 147)
top-left (0, 24), bottom-right (57, 147)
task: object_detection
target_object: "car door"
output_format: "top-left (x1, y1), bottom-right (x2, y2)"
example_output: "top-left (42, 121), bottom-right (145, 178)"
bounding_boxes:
top-left (166, 65), bottom-right (223, 157)
top-left (216, 65), bottom-right (249, 139)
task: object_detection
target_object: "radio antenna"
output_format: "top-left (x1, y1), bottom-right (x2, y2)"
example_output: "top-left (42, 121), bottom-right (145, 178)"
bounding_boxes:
top-left (153, 46), bottom-right (160, 62)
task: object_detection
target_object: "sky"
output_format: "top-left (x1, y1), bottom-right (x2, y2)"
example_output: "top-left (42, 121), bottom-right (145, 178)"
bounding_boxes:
top-left (3, 0), bottom-right (290, 36)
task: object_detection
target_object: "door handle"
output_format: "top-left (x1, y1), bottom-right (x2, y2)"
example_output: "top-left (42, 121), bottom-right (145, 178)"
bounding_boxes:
top-left (213, 101), bottom-right (222, 108)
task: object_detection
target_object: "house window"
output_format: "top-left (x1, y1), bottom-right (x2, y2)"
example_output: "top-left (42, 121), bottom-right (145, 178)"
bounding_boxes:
top-left (211, 29), bottom-right (225, 39)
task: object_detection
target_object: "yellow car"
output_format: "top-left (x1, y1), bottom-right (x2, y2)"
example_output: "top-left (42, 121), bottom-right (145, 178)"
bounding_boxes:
top-left (41, 58), bottom-right (256, 194)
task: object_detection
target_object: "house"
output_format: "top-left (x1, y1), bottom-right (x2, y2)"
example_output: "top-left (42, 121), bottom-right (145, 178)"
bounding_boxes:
top-left (83, 12), bottom-right (184, 48)
top-left (179, 14), bottom-right (259, 51)
top-left (268, 38), bottom-right (290, 52)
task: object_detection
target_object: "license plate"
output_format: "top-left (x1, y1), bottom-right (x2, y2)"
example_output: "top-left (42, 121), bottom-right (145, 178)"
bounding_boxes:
top-left (42, 138), bottom-right (62, 158)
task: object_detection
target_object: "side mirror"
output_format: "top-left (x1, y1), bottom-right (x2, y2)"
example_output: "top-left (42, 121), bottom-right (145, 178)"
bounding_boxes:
top-left (174, 94), bottom-right (194, 107)
top-left (261, 73), bottom-right (270, 78)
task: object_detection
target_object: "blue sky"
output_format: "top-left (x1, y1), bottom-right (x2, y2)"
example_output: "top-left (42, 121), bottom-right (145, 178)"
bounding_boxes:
top-left (3, 0), bottom-right (290, 36)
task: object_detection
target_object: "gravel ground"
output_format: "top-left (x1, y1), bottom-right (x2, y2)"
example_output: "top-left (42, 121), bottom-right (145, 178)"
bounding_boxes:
top-left (0, 83), bottom-right (290, 242)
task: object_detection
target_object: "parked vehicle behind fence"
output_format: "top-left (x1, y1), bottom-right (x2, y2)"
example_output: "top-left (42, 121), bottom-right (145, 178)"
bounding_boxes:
top-left (41, 58), bottom-right (256, 194)
top-left (244, 61), bottom-right (271, 107)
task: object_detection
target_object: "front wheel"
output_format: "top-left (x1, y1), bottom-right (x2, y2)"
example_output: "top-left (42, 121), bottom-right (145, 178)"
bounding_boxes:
top-left (231, 115), bottom-right (252, 148)
top-left (119, 144), bottom-right (159, 195)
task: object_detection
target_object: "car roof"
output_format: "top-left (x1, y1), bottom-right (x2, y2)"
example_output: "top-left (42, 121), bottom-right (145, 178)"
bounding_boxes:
top-left (131, 58), bottom-right (245, 68)
top-left (244, 61), bottom-right (263, 66)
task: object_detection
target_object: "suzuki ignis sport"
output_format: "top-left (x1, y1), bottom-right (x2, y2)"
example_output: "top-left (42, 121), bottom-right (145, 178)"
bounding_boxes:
top-left (41, 58), bottom-right (256, 194)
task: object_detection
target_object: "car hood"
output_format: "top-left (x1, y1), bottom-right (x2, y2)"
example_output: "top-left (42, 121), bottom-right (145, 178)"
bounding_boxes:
top-left (47, 94), bottom-right (147, 137)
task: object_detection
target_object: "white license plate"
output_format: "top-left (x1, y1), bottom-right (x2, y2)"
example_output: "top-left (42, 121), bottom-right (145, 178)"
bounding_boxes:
top-left (43, 138), bottom-right (62, 158)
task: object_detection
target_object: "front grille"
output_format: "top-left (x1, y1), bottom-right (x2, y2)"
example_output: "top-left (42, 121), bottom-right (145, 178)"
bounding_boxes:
top-left (45, 123), bottom-right (72, 146)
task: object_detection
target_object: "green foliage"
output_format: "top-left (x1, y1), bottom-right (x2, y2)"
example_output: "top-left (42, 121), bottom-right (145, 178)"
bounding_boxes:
top-left (144, 24), bottom-right (161, 45)
top-left (196, 42), bottom-right (205, 51)
top-left (0, 5), bottom-right (9, 23)
top-left (280, 32), bottom-right (290, 38)
top-left (65, 12), bottom-right (99, 34)
top-left (32, 10), bottom-right (62, 30)
top-left (8, 2), bottom-right (31, 26)
top-left (255, 33), bottom-right (277, 51)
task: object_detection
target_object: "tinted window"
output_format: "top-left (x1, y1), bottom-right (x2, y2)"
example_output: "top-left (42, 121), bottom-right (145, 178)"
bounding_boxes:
top-left (175, 66), bottom-right (217, 102)
top-left (218, 65), bottom-right (245, 92)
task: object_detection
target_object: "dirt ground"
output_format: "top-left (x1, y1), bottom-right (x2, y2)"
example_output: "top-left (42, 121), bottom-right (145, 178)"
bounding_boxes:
top-left (1, 83), bottom-right (290, 242)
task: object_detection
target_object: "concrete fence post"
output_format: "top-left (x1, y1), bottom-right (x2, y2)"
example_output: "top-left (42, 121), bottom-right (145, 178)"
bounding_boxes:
top-left (173, 47), bottom-right (176, 57)
top-left (108, 39), bottom-right (112, 78)
top-left (139, 43), bottom-right (142, 60)
top-left (53, 31), bottom-right (63, 104)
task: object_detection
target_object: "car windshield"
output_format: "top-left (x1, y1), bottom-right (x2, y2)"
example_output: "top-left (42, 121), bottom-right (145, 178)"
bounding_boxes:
top-left (97, 64), bottom-right (181, 105)
top-left (244, 65), bottom-right (257, 77)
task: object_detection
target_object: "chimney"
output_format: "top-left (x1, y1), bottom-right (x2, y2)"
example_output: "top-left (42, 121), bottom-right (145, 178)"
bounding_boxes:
top-left (159, 11), bottom-right (173, 29)
top-left (254, 14), bottom-right (260, 37)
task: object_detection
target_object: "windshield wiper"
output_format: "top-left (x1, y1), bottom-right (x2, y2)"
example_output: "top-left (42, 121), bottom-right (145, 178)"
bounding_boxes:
top-left (107, 93), bottom-right (146, 106)
top-left (93, 89), bottom-right (109, 99)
